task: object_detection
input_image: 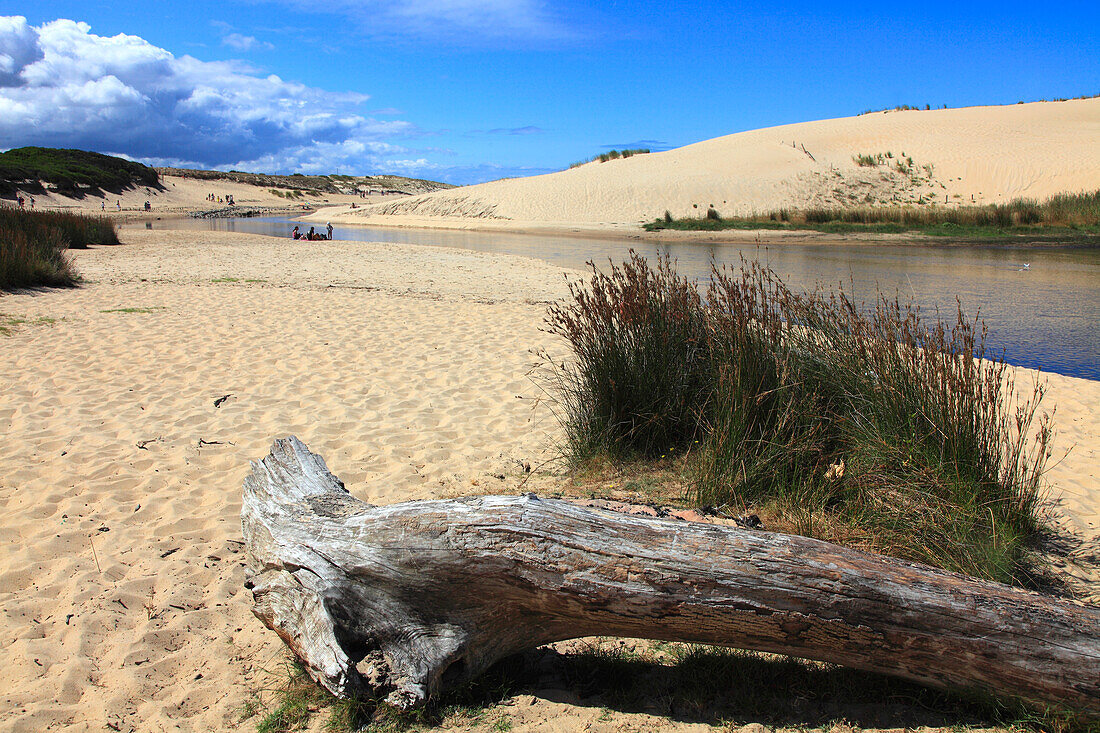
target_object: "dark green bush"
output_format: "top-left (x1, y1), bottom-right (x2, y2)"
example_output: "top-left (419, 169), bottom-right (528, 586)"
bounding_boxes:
top-left (0, 147), bottom-right (160, 199)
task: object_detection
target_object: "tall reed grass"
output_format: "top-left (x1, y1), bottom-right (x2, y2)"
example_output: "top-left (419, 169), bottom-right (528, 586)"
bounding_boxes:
top-left (0, 208), bottom-right (115, 288)
top-left (647, 191), bottom-right (1100, 234)
top-left (542, 252), bottom-right (1053, 585)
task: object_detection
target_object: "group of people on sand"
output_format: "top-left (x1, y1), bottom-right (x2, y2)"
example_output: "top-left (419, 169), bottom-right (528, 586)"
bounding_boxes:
top-left (291, 223), bottom-right (333, 241)
top-left (16, 195), bottom-right (33, 209)
top-left (207, 193), bottom-right (235, 205)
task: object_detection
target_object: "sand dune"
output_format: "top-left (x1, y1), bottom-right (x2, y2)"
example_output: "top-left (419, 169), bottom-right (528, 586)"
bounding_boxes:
top-left (314, 98), bottom-right (1100, 231)
top-left (21, 174), bottom-right (398, 220)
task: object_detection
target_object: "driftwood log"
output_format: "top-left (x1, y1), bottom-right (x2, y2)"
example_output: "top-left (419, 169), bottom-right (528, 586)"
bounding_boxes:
top-left (242, 437), bottom-right (1100, 714)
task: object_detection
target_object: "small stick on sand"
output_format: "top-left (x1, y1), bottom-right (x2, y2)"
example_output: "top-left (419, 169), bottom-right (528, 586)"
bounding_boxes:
top-left (90, 536), bottom-right (102, 573)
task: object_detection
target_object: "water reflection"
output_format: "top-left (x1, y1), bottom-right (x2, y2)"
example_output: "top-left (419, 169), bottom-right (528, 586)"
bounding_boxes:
top-left (133, 217), bottom-right (1099, 380)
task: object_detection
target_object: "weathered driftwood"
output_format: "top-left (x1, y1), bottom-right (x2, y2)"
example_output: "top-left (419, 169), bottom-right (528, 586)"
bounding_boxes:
top-left (242, 436), bottom-right (1100, 713)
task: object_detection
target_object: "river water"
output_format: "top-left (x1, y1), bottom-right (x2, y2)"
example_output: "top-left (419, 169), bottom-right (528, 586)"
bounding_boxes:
top-left (135, 217), bottom-right (1100, 380)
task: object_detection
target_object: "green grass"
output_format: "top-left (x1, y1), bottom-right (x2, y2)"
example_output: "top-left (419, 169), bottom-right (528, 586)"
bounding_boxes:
top-left (99, 306), bottom-right (165, 314)
top-left (0, 146), bottom-right (160, 199)
top-left (1, 207), bottom-right (120, 249)
top-left (539, 252), bottom-right (1054, 588)
top-left (0, 313), bottom-right (58, 336)
top-left (644, 190), bottom-right (1100, 239)
top-left (253, 642), bottom-right (1097, 733)
top-left (250, 654), bottom-right (522, 733)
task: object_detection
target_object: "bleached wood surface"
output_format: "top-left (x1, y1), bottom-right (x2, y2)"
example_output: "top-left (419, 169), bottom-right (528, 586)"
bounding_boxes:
top-left (242, 437), bottom-right (1100, 713)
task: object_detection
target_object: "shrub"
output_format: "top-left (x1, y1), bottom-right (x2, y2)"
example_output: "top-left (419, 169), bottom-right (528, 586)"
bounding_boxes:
top-left (542, 253), bottom-right (713, 457)
top-left (0, 219), bottom-right (76, 289)
top-left (853, 153), bottom-right (885, 167)
top-left (542, 253), bottom-right (1053, 585)
top-left (0, 207), bottom-right (118, 288)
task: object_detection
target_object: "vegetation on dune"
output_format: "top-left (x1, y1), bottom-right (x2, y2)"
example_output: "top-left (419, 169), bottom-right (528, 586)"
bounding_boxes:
top-left (570, 148), bottom-right (651, 169)
top-left (857, 92), bottom-right (1099, 115)
top-left (158, 166), bottom-right (454, 196)
top-left (539, 252), bottom-right (1054, 588)
top-left (0, 146), bottom-right (160, 199)
top-left (645, 190), bottom-right (1100, 237)
top-left (1, 208), bottom-right (119, 289)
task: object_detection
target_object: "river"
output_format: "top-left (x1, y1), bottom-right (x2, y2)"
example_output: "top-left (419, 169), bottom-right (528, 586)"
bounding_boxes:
top-left (133, 217), bottom-right (1100, 380)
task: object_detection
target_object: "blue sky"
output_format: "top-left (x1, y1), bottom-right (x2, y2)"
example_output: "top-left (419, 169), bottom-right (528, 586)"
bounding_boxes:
top-left (2, 1), bottom-right (1097, 184)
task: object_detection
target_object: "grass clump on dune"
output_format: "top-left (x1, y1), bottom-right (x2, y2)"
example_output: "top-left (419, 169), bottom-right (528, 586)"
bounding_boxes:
top-left (541, 252), bottom-right (1053, 587)
top-left (0, 208), bottom-right (118, 289)
top-left (569, 148), bottom-right (651, 168)
top-left (646, 190), bottom-right (1100, 237)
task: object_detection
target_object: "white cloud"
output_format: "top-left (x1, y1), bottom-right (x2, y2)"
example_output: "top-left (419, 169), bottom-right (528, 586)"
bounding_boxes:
top-left (259, 0), bottom-right (575, 41)
top-left (0, 16), bottom-right (428, 174)
top-left (381, 158), bottom-right (556, 184)
top-left (221, 33), bottom-right (274, 52)
top-left (0, 15), bottom-right (42, 87)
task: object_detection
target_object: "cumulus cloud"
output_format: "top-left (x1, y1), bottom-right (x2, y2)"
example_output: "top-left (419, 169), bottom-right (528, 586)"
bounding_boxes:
top-left (0, 16), bottom-right (424, 174)
top-left (0, 15), bottom-right (42, 87)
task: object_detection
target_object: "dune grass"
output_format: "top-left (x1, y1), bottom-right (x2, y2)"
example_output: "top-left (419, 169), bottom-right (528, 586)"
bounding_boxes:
top-left (1, 207), bottom-right (120, 289)
top-left (0, 209), bottom-right (105, 288)
top-left (540, 252), bottom-right (1054, 587)
top-left (570, 148), bottom-right (651, 169)
top-left (645, 190), bottom-right (1100, 237)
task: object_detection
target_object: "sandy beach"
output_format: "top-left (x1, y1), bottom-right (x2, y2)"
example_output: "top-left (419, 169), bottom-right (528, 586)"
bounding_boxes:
top-left (1, 228), bottom-right (1097, 732)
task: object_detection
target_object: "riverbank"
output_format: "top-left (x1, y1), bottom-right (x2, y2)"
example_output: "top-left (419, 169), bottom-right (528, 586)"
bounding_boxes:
top-left (301, 207), bottom-right (1100, 249)
top-left (0, 229), bottom-right (1096, 731)
top-left (306, 98), bottom-right (1100, 237)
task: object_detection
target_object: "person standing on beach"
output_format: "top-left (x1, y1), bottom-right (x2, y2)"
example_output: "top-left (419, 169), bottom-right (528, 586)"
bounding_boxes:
top-left (326, 223), bottom-right (333, 240)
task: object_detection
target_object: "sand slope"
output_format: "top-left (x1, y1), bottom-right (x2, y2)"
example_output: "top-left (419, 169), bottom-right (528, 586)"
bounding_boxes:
top-left (317, 98), bottom-right (1100, 230)
top-left (17, 174), bottom-right (399, 219)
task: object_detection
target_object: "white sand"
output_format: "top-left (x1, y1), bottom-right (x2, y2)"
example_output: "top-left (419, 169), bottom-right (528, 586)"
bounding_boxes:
top-left (1, 230), bottom-right (1097, 732)
top-left (313, 98), bottom-right (1100, 231)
